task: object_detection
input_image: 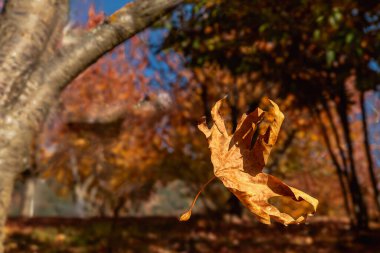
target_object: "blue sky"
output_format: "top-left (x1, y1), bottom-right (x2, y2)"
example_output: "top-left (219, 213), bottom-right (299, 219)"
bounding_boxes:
top-left (71, 0), bottom-right (133, 21)
top-left (87, 0), bottom-right (131, 15)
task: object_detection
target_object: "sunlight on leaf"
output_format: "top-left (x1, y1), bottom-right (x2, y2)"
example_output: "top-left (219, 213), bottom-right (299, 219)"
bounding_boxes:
top-left (179, 210), bottom-right (192, 221)
top-left (181, 97), bottom-right (318, 225)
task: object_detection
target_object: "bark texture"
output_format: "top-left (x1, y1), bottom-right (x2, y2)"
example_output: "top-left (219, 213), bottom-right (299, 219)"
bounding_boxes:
top-left (0, 172), bottom-right (15, 253)
top-left (0, 0), bottom-right (182, 251)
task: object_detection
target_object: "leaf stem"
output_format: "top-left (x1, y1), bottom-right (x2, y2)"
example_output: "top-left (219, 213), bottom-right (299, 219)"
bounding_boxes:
top-left (189, 176), bottom-right (217, 211)
top-left (179, 175), bottom-right (217, 221)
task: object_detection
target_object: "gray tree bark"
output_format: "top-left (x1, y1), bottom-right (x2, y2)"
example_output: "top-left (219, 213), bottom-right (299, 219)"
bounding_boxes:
top-left (0, 0), bottom-right (182, 251)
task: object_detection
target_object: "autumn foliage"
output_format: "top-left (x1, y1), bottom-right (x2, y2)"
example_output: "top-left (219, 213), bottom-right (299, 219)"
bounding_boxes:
top-left (14, 0), bottom-right (377, 230)
top-left (36, 6), bottom-right (168, 216)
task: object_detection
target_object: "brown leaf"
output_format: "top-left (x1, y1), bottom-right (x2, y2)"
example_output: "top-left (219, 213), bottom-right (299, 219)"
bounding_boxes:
top-left (196, 97), bottom-right (318, 225)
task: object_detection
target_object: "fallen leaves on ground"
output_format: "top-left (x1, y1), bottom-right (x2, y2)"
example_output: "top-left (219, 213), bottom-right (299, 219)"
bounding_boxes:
top-left (5, 217), bottom-right (380, 253)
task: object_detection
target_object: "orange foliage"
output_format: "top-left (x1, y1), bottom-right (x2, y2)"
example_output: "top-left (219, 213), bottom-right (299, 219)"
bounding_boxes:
top-left (38, 7), bottom-right (167, 215)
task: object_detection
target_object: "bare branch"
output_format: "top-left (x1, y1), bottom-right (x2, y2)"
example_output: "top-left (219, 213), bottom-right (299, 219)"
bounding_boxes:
top-left (64, 101), bottom-right (132, 124)
top-left (64, 91), bottom-right (173, 124)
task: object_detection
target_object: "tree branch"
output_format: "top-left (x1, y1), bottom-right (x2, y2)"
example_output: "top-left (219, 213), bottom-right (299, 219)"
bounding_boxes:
top-left (64, 93), bottom-right (171, 125)
top-left (0, 0), bottom-right (68, 110)
top-left (11, 0), bottom-right (182, 129)
top-left (64, 101), bottom-right (132, 124)
top-left (44, 0), bottom-right (182, 92)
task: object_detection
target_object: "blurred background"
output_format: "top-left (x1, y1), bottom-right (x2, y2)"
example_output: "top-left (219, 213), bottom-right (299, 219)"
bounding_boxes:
top-left (4, 0), bottom-right (380, 252)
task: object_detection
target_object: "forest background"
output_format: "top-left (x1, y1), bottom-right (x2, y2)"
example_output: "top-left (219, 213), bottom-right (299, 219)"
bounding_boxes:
top-left (4, 0), bottom-right (380, 252)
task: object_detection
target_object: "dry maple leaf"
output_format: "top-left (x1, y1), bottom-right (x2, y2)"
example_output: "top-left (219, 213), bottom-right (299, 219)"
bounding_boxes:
top-left (180, 97), bottom-right (318, 225)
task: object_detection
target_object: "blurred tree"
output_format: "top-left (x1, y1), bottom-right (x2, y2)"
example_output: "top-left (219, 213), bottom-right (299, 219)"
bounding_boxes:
top-left (162, 0), bottom-right (380, 228)
top-left (152, 52), bottom-right (334, 218)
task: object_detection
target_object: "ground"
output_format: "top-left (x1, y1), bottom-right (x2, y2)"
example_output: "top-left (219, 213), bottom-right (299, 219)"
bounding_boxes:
top-left (5, 216), bottom-right (380, 253)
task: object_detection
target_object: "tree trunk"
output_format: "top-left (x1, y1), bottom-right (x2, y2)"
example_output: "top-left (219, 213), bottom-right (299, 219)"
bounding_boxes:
top-left (200, 83), bottom-right (212, 127)
top-left (20, 176), bottom-right (36, 217)
top-left (359, 90), bottom-right (380, 213)
top-left (0, 171), bottom-right (16, 253)
top-left (107, 196), bottom-right (127, 253)
top-left (69, 149), bottom-right (86, 218)
top-left (314, 109), bottom-right (353, 224)
top-left (0, 0), bottom-right (183, 251)
top-left (0, 119), bottom-right (34, 250)
top-left (320, 97), bottom-right (350, 181)
top-left (335, 87), bottom-right (369, 229)
top-left (319, 99), bottom-right (353, 220)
